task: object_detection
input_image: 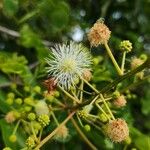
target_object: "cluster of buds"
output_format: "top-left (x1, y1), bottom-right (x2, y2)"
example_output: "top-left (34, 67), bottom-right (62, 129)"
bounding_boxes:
top-left (38, 114), bottom-right (50, 127)
top-left (26, 136), bottom-right (36, 149)
top-left (119, 40), bottom-right (132, 53)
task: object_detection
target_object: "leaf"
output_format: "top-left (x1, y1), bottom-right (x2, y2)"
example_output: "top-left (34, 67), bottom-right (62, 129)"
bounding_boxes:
top-left (0, 90), bottom-right (10, 113)
top-left (0, 52), bottom-right (33, 83)
top-left (0, 119), bottom-right (26, 149)
top-left (2, 0), bottom-right (18, 16)
top-left (130, 127), bottom-right (150, 150)
top-left (19, 24), bottom-right (49, 60)
top-left (141, 90), bottom-right (150, 115)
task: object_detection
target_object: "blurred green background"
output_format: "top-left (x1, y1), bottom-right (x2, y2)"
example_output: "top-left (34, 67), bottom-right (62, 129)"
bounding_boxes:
top-left (0, 0), bottom-right (150, 150)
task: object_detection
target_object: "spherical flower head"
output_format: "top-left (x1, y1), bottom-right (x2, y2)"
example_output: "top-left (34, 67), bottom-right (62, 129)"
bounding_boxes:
top-left (113, 95), bottom-right (127, 107)
top-left (35, 101), bottom-right (49, 115)
top-left (5, 111), bottom-right (16, 123)
top-left (45, 41), bottom-right (92, 89)
top-left (26, 136), bottom-right (35, 148)
top-left (105, 118), bottom-right (129, 142)
top-left (54, 125), bottom-right (69, 142)
top-left (38, 114), bottom-right (50, 127)
top-left (88, 20), bottom-right (111, 47)
top-left (119, 40), bottom-right (132, 52)
top-left (27, 113), bottom-right (36, 121)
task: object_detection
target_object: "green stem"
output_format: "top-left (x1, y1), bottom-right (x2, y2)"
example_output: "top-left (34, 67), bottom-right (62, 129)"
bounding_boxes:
top-left (51, 110), bottom-right (59, 126)
top-left (71, 117), bottom-right (97, 150)
top-left (30, 122), bottom-right (39, 143)
top-left (100, 94), bottom-right (115, 120)
top-left (13, 120), bottom-right (20, 135)
top-left (95, 102), bottom-right (110, 121)
top-left (104, 42), bottom-right (123, 76)
top-left (90, 95), bottom-right (99, 105)
top-left (81, 76), bottom-right (99, 94)
top-left (121, 51), bottom-right (126, 73)
top-left (34, 111), bottom-right (76, 150)
top-left (59, 86), bottom-right (80, 104)
top-left (80, 80), bottom-right (84, 102)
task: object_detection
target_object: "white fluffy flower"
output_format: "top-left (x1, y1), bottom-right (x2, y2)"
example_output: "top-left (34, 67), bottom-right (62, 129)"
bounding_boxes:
top-left (45, 42), bottom-right (92, 89)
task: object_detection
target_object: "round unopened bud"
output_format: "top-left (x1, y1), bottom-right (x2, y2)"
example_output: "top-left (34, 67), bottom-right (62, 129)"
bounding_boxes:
top-left (15, 98), bottom-right (22, 105)
top-left (54, 125), bottom-right (69, 142)
top-left (24, 86), bottom-right (30, 92)
top-left (24, 97), bottom-right (34, 105)
top-left (3, 147), bottom-right (12, 150)
top-left (5, 111), bottom-right (16, 123)
top-left (38, 114), bottom-right (50, 127)
top-left (28, 113), bottom-right (36, 121)
top-left (32, 121), bottom-right (42, 130)
top-left (24, 106), bottom-right (32, 112)
top-left (88, 20), bottom-right (111, 47)
top-left (105, 118), bottom-right (129, 142)
top-left (33, 86), bottom-right (41, 93)
top-left (78, 110), bottom-right (88, 119)
top-left (124, 136), bottom-right (132, 145)
top-left (26, 136), bottom-right (35, 148)
top-left (7, 93), bottom-right (15, 99)
top-left (84, 124), bottom-right (91, 132)
top-left (99, 113), bottom-right (108, 122)
top-left (9, 135), bottom-right (17, 143)
top-left (54, 91), bottom-right (60, 97)
top-left (113, 95), bottom-right (127, 107)
top-left (82, 69), bottom-right (92, 81)
top-left (35, 101), bottom-right (49, 115)
top-left (131, 57), bottom-right (144, 70)
top-left (119, 40), bottom-right (132, 52)
top-left (6, 98), bottom-right (13, 105)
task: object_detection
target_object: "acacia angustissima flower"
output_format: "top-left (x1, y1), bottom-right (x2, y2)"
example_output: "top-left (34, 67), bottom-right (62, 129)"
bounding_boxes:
top-left (45, 42), bottom-right (92, 89)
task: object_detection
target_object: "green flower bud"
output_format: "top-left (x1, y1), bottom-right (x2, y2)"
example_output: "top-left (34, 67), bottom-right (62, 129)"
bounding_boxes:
top-left (24, 106), bottom-right (32, 112)
top-left (32, 121), bottom-right (42, 130)
top-left (45, 95), bottom-right (54, 102)
top-left (24, 97), bottom-right (34, 105)
top-left (3, 147), bottom-right (12, 150)
top-left (13, 111), bottom-right (21, 119)
top-left (38, 114), bottom-right (50, 127)
top-left (26, 136), bottom-right (35, 148)
top-left (119, 40), bottom-right (132, 52)
top-left (24, 86), bottom-right (30, 92)
top-left (28, 113), bottom-right (36, 121)
top-left (15, 98), bottom-right (22, 105)
top-left (9, 135), bottom-right (17, 143)
top-left (77, 110), bottom-right (88, 119)
top-left (7, 93), bottom-right (15, 99)
top-left (54, 91), bottom-right (60, 97)
top-left (84, 124), bottom-right (91, 132)
top-left (99, 113), bottom-right (108, 122)
top-left (124, 136), bottom-right (132, 145)
top-left (6, 98), bottom-right (13, 105)
top-left (33, 86), bottom-right (41, 93)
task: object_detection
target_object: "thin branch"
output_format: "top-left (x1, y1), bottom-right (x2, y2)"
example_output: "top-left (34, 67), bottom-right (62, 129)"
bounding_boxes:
top-left (71, 117), bottom-right (97, 150)
top-left (34, 111), bottom-right (76, 150)
top-left (0, 25), bottom-right (53, 47)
